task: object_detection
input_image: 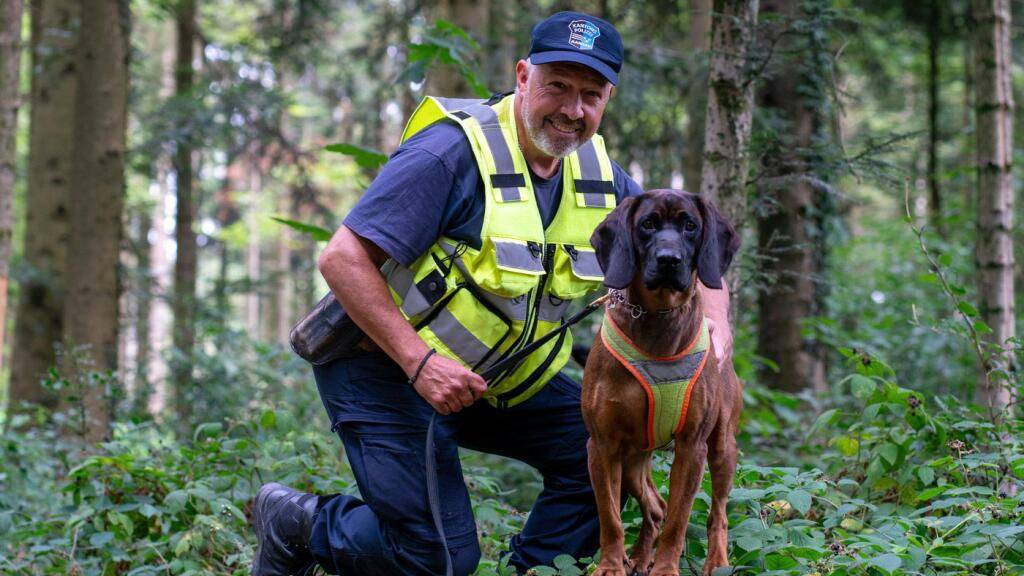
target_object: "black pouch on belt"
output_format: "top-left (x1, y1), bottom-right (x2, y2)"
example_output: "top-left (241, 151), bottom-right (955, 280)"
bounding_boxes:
top-left (289, 292), bottom-right (367, 365)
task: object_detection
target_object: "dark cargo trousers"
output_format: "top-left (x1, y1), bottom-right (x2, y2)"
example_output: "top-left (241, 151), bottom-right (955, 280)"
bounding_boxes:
top-left (309, 352), bottom-right (600, 575)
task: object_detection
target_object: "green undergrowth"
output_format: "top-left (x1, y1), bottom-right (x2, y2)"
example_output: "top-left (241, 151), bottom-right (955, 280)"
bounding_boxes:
top-left (2, 347), bottom-right (1022, 575)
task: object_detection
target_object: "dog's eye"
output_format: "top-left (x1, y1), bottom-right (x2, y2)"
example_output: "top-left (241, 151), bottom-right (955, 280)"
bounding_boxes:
top-left (684, 221), bottom-right (698, 232)
top-left (641, 218), bottom-right (656, 230)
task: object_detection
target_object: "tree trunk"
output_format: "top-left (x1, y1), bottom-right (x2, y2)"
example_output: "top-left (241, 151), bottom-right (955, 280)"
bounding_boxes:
top-left (755, 0), bottom-right (827, 393)
top-left (9, 0), bottom-right (77, 414)
top-left (132, 209), bottom-right (153, 415)
top-left (682, 0), bottom-right (712, 193)
top-left (63, 0), bottom-right (129, 441)
top-left (425, 0), bottom-right (486, 96)
top-left (172, 0), bottom-right (197, 420)
top-left (972, 0), bottom-right (1014, 411)
top-left (927, 0), bottom-right (942, 236)
top-left (0, 0), bottom-right (23, 381)
top-left (701, 0), bottom-right (759, 232)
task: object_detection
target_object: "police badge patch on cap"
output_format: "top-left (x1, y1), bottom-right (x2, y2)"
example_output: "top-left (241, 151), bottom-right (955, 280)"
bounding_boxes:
top-left (568, 20), bottom-right (601, 50)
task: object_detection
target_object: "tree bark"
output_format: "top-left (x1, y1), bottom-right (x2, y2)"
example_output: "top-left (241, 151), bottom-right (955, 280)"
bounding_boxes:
top-left (972, 0), bottom-right (1014, 411)
top-left (172, 0), bottom-right (197, 420)
top-left (425, 0), bottom-right (486, 96)
top-left (0, 0), bottom-right (23, 381)
top-left (63, 0), bottom-right (129, 441)
top-left (9, 0), bottom-right (77, 414)
top-left (926, 0), bottom-right (942, 236)
top-left (701, 0), bottom-right (759, 232)
top-left (682, 0), bottom-right (712, 193)
top-left (755, 0), bottom-right (827, 393)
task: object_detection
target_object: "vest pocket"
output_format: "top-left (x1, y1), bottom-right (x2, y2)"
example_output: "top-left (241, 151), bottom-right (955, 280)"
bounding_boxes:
top-left (548, 244), bottom-right (605, 300)
top-left (461, 237), bottom-right (544, 298)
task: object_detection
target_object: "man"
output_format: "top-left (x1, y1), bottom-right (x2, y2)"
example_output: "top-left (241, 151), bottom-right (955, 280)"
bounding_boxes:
top-left (252, 11), bottom-right (733, 576)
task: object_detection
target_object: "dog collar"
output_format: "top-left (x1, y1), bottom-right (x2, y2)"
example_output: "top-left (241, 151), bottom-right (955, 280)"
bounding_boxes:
top-left (600, 311), bottom-right (710, 450)
top-left (607, 289), bottom-right (688, 319)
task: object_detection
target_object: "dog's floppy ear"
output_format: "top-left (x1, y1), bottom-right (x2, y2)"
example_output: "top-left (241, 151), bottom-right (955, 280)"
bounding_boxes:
top-left (693, 195), bottom-right (740, 289)
top-left (591, 196), bottom-right (639, 289)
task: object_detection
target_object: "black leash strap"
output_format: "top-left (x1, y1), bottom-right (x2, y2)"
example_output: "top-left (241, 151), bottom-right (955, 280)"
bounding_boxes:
top-left (425, 293), bottom-right (609, 576)
top-left (479, 293), bottom-right (609, 383)
top-left (425, 413), bottom-right (453, 576)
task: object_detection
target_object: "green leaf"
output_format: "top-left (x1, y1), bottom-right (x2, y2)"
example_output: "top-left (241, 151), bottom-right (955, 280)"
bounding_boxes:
top-left (551, 554), bottom-right (582, 575)
top-left (261, 409), bottom-right (277, 429)
top-left (324, 143), bottom-right (389, 170)
top-left (879, 442), bottom-right (899, 466)
top-left (807, 408), bottom-right (839, 439)
top-left (786, 489), bottom-right (812, 515)
top-left (269, 216), bottom-right (333, 242)
top-left (957, 301), bottom-right (979, 318)
top-left (736, 535), bottom-right (762, 551)
top-left (833, 435), bottom-right (859, 457)
top-left (938, 253), bottom-right (953, 267)
top-left (850, 375), bottom-right (876, 400)
top-left (868, 553), bottom-right (903, 574)
top-left (89, 531), bottom-right (114, 547)
top-left (917, 466), bottom-right (935, 486)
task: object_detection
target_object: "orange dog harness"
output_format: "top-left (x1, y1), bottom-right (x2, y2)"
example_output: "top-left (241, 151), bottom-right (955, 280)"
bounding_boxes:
top-left (600, 312), bottom-right (710, 450)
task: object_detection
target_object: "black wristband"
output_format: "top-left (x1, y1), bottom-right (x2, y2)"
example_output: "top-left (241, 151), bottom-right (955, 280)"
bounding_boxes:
top-left (408, 349), bottom-right (437, 386)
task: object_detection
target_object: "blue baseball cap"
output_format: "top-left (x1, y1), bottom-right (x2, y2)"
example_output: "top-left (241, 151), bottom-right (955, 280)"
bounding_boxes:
top-left (527, 11), bottom-right (624, 85)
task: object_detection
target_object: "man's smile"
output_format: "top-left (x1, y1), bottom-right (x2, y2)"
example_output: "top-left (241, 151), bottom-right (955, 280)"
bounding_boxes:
top-left (545, 116), bottom-right (583, 135)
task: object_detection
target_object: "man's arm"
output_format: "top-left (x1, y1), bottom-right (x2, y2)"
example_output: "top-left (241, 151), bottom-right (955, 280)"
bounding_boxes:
top-left (698, 278), bottom-right (733, 364)
top-left (318, 225), bottom-right (486, 414)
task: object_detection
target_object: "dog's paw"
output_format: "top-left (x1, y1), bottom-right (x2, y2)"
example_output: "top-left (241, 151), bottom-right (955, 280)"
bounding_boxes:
top-left (625, 557), bottom-right (652, 576)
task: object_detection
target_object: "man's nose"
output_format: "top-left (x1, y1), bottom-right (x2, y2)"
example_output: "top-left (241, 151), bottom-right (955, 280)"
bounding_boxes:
top-left (561, 94), bottom-right (584, 120)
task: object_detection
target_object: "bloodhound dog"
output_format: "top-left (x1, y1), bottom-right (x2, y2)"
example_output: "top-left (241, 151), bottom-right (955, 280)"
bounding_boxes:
top-left (583, 190), bottom-right (741, 576)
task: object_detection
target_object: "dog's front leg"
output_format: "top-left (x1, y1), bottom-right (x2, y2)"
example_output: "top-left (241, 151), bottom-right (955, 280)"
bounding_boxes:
top-left (588, 437), bottom-right (628, 576)
top-left (623, 452), bottom-right (664, 575)
top-left (703, 415), bottom-right (738, 575)
top-left (650, 439), bottom-right (707, 576)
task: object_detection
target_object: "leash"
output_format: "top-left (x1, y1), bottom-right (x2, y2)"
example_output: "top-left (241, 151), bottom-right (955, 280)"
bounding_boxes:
top-left (479, 292), bottom-right (610, 382)
top-left (424, 292), bottom-right (609, 576)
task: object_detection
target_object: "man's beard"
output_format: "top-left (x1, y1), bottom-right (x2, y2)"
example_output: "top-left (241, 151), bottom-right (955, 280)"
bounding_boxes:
top-left (521, 97), bottom-right (585, 159)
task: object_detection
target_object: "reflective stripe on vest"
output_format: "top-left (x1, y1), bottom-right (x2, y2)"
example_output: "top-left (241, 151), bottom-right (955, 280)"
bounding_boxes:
top-left (600, 312), bottom-right (711, 450)
top-left (387, 94), bottom-right (616, 407)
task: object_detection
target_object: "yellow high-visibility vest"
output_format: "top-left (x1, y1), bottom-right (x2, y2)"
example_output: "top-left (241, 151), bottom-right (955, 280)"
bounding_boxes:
top-left (383, 93), bottom-right (616, 407)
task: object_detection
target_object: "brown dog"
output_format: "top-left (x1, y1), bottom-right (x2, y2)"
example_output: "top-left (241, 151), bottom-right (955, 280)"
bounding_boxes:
top-left (583, 190), bottom-right (742, 576)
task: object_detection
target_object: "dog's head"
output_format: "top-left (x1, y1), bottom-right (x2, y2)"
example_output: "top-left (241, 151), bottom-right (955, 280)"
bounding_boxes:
top-left (590, 190), bottom-right (740, 292)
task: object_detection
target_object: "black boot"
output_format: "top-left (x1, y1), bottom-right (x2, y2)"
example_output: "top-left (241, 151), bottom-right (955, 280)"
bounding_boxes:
top-left (252, 482), bottom-right (321, 576)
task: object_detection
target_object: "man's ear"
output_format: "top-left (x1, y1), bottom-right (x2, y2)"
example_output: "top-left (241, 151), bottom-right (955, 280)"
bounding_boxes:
top-left (591, 196), bottom-right (639, 289)
top-left (693, 194), bottom-right (740, 289)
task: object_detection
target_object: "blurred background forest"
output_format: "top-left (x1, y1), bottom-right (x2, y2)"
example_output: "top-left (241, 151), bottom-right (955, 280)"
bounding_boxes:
top-left (1, 0), bottom-right (1023, 574)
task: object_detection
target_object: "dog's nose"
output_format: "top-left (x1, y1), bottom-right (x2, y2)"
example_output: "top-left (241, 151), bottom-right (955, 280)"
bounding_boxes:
top-left (656, 251), bottom-right (681, 269)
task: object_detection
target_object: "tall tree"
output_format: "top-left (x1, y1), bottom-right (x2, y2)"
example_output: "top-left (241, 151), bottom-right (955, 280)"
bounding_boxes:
top-left (755, 0), bottom-right (829, 393)
top-left (9, 0), bottom-right (78, 414)
top-left (701, 0), bottom-right (759, 231)
top-left (683, 0), bottom-right (712, 193)
top-left (172, 0), bottom-right (197, 419)
top-left (971, 0), bottom-right (1014, 411)
top-left (0, 0), bottom-right (23, 379)
top-left (63, 0), bottom-right (129, 441)
top-left (926, 0), bottom-right (943, 235)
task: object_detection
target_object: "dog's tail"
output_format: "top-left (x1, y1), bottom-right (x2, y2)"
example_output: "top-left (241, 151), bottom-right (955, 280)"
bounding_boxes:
top-left (571, 344), bottom-right (591, 368)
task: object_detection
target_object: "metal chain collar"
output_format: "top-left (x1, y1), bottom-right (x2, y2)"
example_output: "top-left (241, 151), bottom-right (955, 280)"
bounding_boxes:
top-left (606, 289), bottom-right (688, 319)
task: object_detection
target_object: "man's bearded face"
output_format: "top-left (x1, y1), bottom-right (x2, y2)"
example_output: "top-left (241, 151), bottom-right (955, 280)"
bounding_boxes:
top-left (518, 62), bottom-right (612, 159)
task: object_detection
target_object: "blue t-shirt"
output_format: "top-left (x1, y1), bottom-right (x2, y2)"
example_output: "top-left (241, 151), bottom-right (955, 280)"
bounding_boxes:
top-left (344, 119), bottom-right (643, 267)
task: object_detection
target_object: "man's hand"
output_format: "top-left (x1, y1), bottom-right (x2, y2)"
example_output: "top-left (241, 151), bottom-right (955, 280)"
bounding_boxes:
top-left (409, 353), bottom-right (487, 415)
top-left (699, 279), bottom-right (734, 364)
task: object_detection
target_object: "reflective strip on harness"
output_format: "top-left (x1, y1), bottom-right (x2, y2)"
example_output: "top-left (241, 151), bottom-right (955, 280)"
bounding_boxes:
top-left (600, 311), bottom-right (710, 451)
